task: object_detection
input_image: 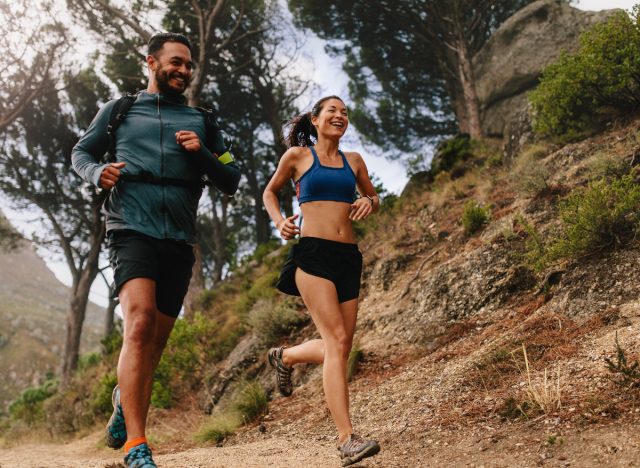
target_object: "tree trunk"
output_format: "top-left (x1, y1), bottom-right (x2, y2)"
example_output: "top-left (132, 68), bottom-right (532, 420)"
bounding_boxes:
top-left (455, 38), bottom-right (483, 139)
top-left (183, 245), bottom-right (204, 319)
top-left (104, 290), bottom-right (118, 337)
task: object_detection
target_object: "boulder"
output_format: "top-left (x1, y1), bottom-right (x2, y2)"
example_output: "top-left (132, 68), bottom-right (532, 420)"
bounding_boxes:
top-left (473, 0), bottom-right (619, 137)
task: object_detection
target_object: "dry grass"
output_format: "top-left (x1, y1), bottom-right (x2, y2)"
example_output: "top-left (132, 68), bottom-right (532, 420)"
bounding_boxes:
top-left (521, 344), bottom-right (562, 414)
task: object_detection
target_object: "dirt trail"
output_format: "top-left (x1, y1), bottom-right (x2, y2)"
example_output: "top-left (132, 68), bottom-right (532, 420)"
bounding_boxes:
top-left (0, 432), bottom-right (336, 468)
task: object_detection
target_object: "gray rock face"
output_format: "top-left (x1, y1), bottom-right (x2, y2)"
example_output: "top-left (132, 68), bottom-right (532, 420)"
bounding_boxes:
top-left (473, 0), bottom-right (619, 136)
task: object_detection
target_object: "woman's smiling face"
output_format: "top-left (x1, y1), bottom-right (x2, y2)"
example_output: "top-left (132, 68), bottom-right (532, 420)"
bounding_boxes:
top-left (313, 98), bottom-right (349, 138)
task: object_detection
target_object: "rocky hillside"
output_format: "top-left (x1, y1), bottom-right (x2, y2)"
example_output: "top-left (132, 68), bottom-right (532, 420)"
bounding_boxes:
top-left (0, 217), bottom-right (103, 411)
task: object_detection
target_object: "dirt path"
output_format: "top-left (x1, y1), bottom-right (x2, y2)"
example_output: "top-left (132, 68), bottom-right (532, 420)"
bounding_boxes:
top-left (0, 432), bottom-right (336, 468)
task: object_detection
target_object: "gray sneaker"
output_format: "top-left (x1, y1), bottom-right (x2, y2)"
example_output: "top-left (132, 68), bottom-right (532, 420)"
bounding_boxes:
top-left (268, 346), bottom-right (294, 396)
top-left (338, 434), bottom-right (381, 466)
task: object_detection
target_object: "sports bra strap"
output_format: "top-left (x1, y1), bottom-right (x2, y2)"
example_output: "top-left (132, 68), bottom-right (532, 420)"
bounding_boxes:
top-left (309, 146), bottom-right (320, 164)
top-left (338, 150), bottom-right (348, 166)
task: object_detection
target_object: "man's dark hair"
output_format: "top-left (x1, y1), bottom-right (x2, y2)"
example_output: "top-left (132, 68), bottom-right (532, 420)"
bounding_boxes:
top-left (147, 32), bottom-right (192, 57)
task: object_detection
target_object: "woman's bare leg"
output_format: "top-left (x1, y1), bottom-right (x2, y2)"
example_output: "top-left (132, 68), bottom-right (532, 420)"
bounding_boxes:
top-left (294, 268), bottom-right (354, 441)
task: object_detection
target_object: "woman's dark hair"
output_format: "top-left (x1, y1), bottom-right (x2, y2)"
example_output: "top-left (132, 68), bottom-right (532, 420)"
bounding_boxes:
top-left (147, 32), bottom-right (192, 57)
top-left (284, 95), bottom-right (345, 148)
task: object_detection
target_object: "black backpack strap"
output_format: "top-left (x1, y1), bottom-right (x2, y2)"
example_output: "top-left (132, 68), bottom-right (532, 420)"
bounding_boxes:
top-left (120, 171), bottom-right (206, 190)
top-left (106, 94), bottom-right (137, 162)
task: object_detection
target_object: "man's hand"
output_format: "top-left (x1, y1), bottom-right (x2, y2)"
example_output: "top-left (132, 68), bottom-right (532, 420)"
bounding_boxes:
top-left (349, 197), bottom-right (373, 221)
top-left (176, 130), bottom-right (201, 152)
top-left (277, 214), bottom-right (300, 240)
top-left (100, 162), bottom-right (126, 190)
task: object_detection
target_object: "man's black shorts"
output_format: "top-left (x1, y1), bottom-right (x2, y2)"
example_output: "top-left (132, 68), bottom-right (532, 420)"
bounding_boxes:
top-left (107, 229), bottom-right (195, 317)
top-left (276, 236), bottom-right (363, 303)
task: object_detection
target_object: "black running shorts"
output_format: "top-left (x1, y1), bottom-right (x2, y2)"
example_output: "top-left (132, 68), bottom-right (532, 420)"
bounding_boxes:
top-left (107, 229), bottom-right (195, 317)
top-left (277, 236), bottom-right (363, 303)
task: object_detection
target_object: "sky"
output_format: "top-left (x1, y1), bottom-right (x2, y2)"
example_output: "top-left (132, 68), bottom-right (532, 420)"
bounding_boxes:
top-left (1, 0), bottom-right (635, 308)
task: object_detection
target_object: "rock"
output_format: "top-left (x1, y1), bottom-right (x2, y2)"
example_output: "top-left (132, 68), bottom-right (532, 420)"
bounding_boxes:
top-left (473, 0), bottom-right (619, 137)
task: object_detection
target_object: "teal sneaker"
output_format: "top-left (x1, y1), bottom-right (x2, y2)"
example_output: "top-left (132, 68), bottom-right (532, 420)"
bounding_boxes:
top-left (106, 385), bottom-right (127, 449)
top-left (124, 442), bottom-right (156, 468)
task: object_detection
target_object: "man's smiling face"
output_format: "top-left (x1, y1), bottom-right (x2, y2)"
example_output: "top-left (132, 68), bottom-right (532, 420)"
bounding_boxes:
top-left (150, 41), bottom-right (193, 96)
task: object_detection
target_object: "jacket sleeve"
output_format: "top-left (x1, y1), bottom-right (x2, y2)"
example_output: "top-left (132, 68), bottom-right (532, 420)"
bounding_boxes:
top-left (191, 120), bottom-right (241, 195)
top-left (71, 100), bottom-right (117, 188)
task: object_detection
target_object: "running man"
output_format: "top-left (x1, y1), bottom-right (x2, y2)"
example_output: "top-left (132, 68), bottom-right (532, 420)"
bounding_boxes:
top-left (72, 32), bottom-right (240, 468)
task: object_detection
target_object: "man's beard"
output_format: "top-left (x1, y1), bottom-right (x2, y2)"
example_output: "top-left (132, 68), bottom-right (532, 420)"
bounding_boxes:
top-left (156, 67), bottom-right (190, 96)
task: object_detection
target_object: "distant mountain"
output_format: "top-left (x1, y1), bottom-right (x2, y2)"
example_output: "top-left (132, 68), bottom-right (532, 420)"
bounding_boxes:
top-left (0, 226), bottom-right (104, 410)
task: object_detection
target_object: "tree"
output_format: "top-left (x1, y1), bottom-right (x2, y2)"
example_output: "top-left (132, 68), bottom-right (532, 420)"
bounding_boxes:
top-left (0, 69), bottom-right (113, 385)
top-left (0, 1), bottom-right (66, 131)
top-left (288, 0), bottom-right (534, 150)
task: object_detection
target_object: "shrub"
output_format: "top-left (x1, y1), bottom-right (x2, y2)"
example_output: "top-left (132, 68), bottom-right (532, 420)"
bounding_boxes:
top-left (587, 151), bottom-right (629, 181)
top-left (511, 144), bottom-right (552, 196)
top-left (529, 9), bottom-right (640, 138)
top-left (461, 200), bottom-right (491, 235)
top-left (247, 299), bottom-right (308, 346)
top-left (430, 134), bottom-right (473, 175)
top-left (546, 175), bottom-right (640, 262)
top-left (78, 351), bottom-right (102, 372)
top-left (604, 332), bottom-right (640, 389)
top-left (232, 380), bottom-right (268, 423)
top-left (90, 372), bottom-right (118, 417)
top-left (195, 412), bottom-right (241, 443)
top-left (101, 326), bottom-right (123, 356)
top-left (8, 379), bottom-right (58, 425)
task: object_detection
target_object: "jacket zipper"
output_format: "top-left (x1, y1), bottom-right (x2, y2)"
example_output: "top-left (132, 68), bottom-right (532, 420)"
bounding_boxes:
top-left (157, 95), bottom-right (167, 237)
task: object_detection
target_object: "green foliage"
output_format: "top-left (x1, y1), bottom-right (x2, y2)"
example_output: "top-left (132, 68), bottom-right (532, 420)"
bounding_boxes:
top-left (461, 200), bottom-right (491, 235)
top-left (530, 9), bottom-right (640, 138)
top-left (515, 215), bottom-right (548, 272)
top-left (236, 271), bottom-right (281, 316)
top-left (152, 313), bottom-right (239, 408)
top-left (511, 144), bottom-right (552, 196)
top-left (90, 372), bottom-right (118, 417)
top-left (251, 240), bottom-right (282, 264)
top-left (430, 135), bottom-right (473, 175)
top-left (195, 380), bottom-right (267, 443)
top-left (347, 344), bottom-right (364, 382)
top-left (78, 351), bottom-right (102, 372)
top-left (248, 299), bottom-right (308, 346)
top-left (8, 379), bottom-right (58, 425)
top-left (232, 380), bottom-right (268, 423)
top-left (604, 332), bottom-right (640, 389)
top-left (587, 151), bottom-right (630, 181)
top-left (101, 326), bottom-right (123, 356)
top-left (195, 412), bottom-right (241, 443)
top-left (546, 175), bottom-right (640, 261)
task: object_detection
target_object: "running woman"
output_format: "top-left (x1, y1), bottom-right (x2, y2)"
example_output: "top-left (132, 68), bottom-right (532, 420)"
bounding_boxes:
top-left (262, 96), bottom-right (381, 466)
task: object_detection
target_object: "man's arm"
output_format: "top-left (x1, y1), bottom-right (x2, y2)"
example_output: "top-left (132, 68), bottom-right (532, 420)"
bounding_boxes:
top-left (176, 127), bottom-right (241, 196)
top-left (71, 100), bottom-right (117, 188)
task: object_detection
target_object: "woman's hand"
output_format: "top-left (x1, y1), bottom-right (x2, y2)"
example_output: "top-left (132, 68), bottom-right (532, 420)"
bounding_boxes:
top-left (349, 197), bottom-right (373, 221)
top-left (277, 214), bottom-right (300, 240)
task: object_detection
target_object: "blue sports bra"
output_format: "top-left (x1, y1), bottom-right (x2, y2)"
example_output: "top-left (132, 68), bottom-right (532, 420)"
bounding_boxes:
top-left (295, 147), bottom-right (356, 204)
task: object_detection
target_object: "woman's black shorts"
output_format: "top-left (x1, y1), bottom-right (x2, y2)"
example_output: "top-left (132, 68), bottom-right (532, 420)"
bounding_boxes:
top-left (276, 237), bottom-right (363, 303)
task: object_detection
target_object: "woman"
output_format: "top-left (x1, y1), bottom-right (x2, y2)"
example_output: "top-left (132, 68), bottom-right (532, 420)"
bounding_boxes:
top-left (262, 96), bottom-right (381, 466)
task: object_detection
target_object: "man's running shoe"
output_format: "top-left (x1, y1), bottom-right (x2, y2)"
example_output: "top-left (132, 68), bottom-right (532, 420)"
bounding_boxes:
top-left (106, 385), bottom-right (127, 449)
top-left (338, 434), bottom-right (381, 466)
top-left (268, 346), bottom-right (294, 396)
top-left (124, 442), bottom-right (157, 468)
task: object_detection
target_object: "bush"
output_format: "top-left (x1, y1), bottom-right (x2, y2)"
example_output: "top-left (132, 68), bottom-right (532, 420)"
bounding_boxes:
top-left (347, 345), bottom-right (363, 382)
top-left (529, 9), bottom-right (640, 138)
top-left (461, 200), bottom-right (491, 235)
top-left (605, 332), bottom-right (640, 389)
top-left (90, 372), bottom-right (118, 417)
top-left (232, 380), bottom-right (268, 423)
top-left (511, 144), bottom-right (552, 196)
top-left (8, 379), bottom-right (58, 425)
top-left (546, 175), bottom-right (640, 262)
top-left (247, 299), bottom-right (308, 346)
top-left (195, 412), bottom-right (241, 443)
top-left (78, 351), bottom-right (102, 371)
top-left (430, 134), bottom-right (473, 175)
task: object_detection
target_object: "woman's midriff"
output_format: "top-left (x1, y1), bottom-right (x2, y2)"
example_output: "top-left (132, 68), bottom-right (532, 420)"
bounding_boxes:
top-left (299, 201), bottom-right (356, 243)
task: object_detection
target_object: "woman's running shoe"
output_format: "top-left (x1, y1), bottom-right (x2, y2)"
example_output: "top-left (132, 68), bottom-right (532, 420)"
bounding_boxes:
top-left (338, 433), bottom-right (381, 466)
top-left (106, 385), bottom-right (127, 449)
top-left (124, 442), bottom-right (156, 468)
top-left (268, 346), bottom-right (294, 396)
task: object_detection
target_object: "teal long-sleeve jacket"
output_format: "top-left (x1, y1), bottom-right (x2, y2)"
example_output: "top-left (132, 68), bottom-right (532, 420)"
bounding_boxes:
top-left (72, 91), bottom-right (241, 244)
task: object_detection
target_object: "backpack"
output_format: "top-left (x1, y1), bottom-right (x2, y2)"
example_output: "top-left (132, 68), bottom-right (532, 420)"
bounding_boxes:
top-left (105, 93), bottom-right (225, 189)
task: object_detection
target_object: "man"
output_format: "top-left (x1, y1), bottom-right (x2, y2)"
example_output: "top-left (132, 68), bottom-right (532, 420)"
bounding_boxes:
top-left (72, 32), bottom-right (240, 468)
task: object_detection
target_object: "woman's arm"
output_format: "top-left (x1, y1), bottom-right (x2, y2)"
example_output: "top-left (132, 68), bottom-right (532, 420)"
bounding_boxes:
top-left (349, 152), bottom-right (380, 221)
top-left (263, 147), bottom-right (301, 240)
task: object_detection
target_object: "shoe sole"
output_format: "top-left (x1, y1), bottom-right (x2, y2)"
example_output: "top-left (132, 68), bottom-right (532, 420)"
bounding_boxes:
top-left (106, 385), bottom-right (126, 450)
top-left (341, 443), bottom-right (381, 466)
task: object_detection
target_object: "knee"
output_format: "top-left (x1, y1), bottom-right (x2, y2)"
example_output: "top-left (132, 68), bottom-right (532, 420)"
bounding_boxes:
top-left (327, 335), bottom-right (352, 361)
top-left (124, 304), bottom-right (156, 346)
